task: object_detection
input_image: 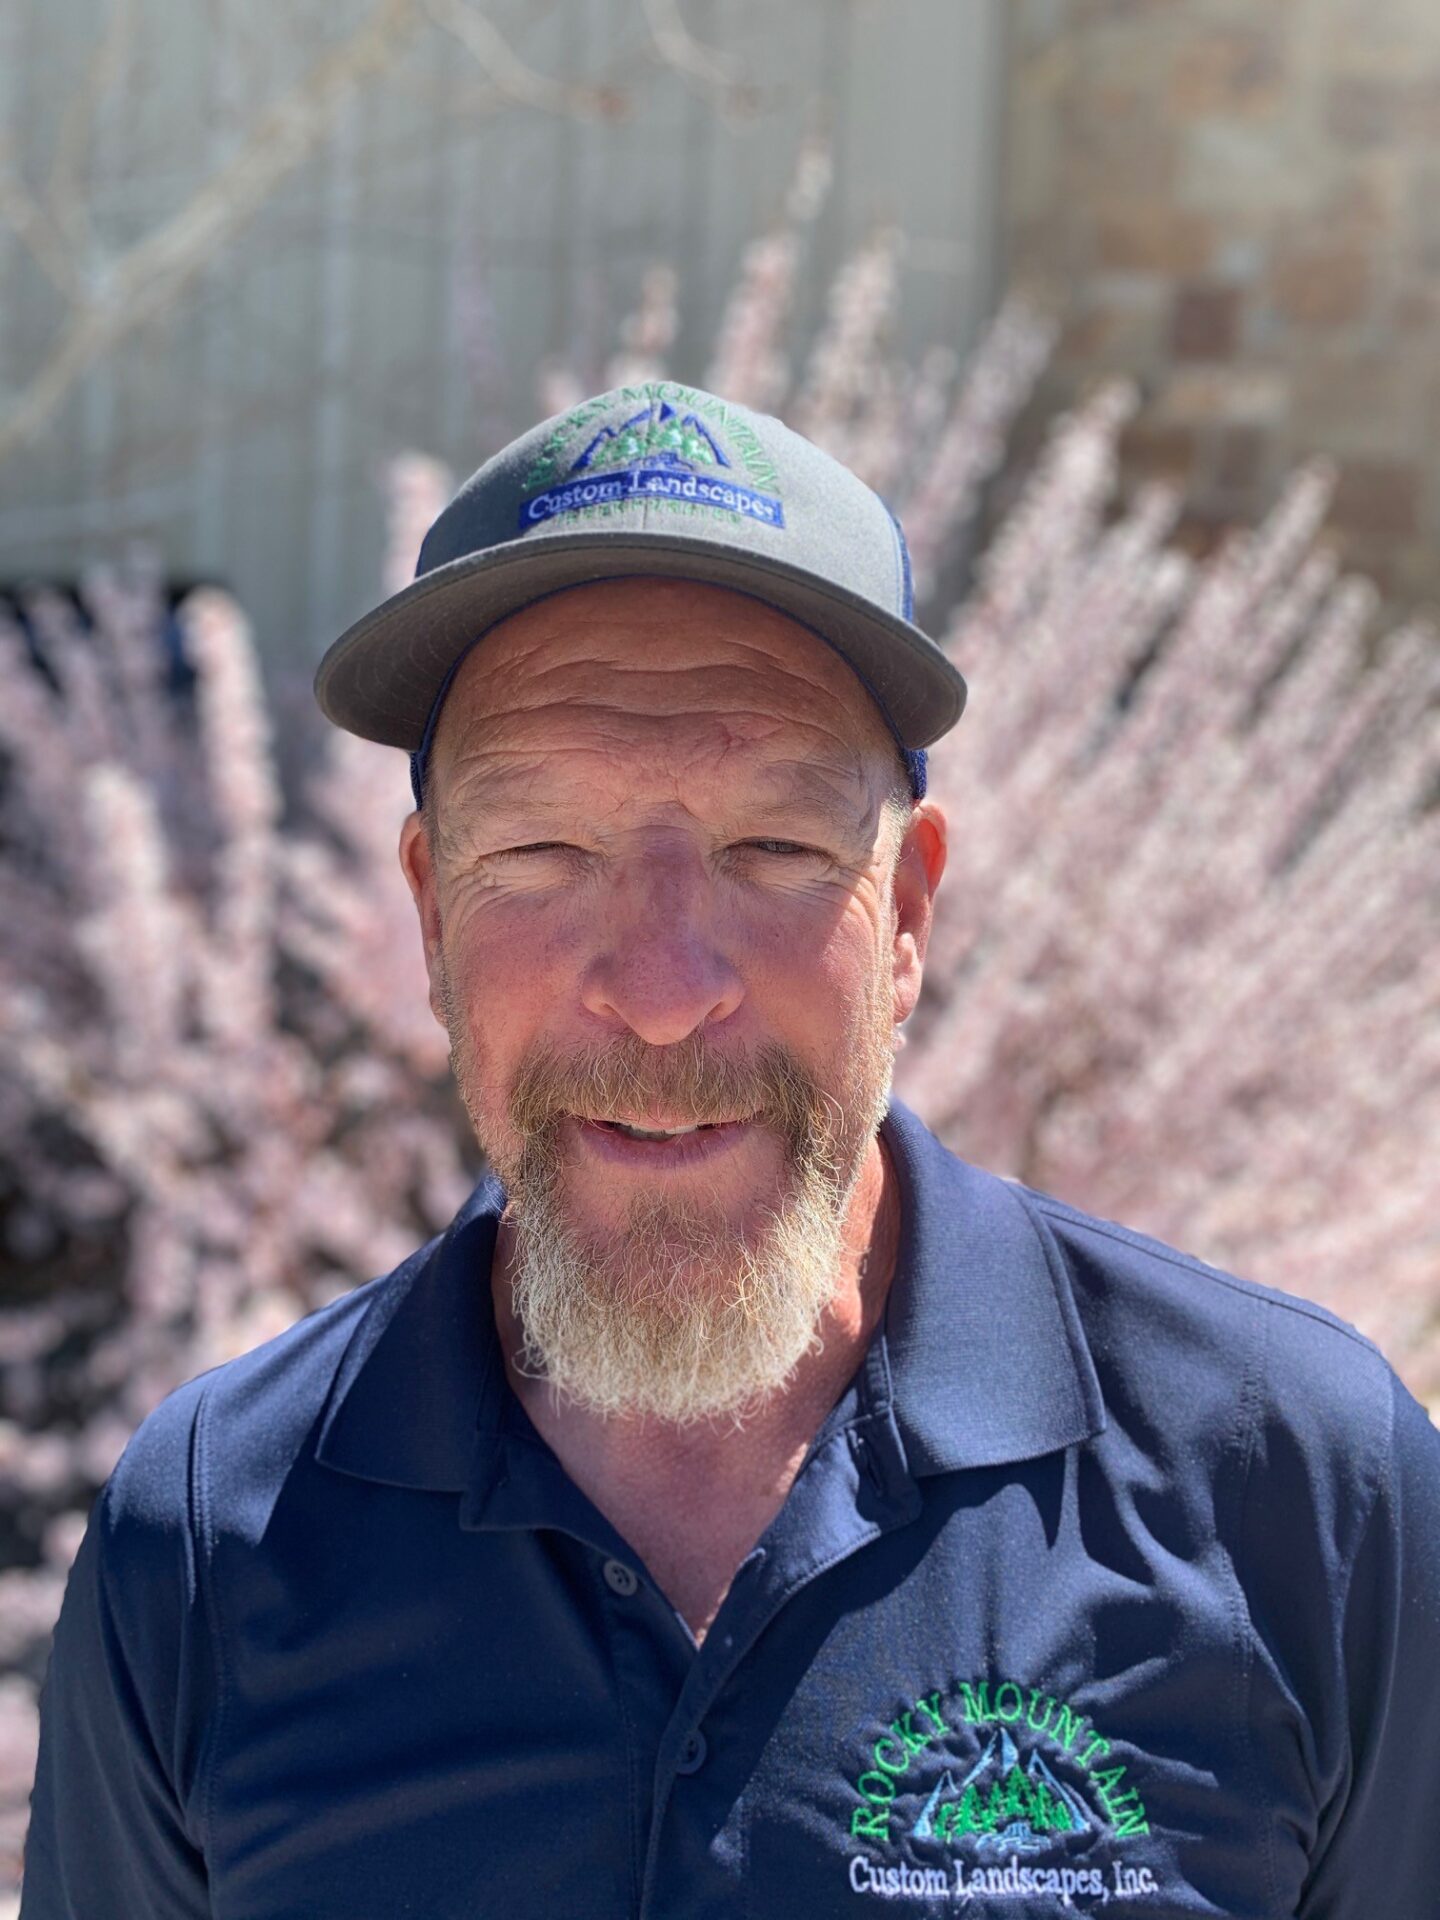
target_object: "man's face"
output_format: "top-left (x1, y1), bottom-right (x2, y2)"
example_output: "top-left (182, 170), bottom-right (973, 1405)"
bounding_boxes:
top-left (399, 577), bottom-right (945, 1426)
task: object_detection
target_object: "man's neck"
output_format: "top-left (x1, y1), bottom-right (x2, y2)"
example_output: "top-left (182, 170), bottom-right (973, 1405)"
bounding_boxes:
top-left (488, 1135), bottom-right (902, 1637)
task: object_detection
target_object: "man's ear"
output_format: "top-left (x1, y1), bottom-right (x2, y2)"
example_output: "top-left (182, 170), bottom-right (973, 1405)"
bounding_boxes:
top-left (398, 810), bottom-right (447, 1029)
top-left (890, 800), bottom-right (947, 1029)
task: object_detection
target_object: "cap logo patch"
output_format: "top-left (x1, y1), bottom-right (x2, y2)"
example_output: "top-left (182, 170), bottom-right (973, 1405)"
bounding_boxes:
top-left (517, 384), bottom-right (785, 533)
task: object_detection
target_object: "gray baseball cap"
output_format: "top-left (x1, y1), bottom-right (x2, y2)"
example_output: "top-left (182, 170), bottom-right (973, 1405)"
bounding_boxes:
top-left (312, 380), bottom-right (968, 807)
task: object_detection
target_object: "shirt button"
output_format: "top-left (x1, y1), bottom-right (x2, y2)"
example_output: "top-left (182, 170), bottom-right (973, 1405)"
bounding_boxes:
top-left (602, 1558), bottom-right (638, 1596)
top-left (676, 1729), bottom-right (707, 1775)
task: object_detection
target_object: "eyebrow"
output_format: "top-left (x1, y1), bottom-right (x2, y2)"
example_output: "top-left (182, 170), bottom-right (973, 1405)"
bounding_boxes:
top-left (464, 771), bottom-right (868, 838)
top-left (759, 774), bottom-right (870, 837)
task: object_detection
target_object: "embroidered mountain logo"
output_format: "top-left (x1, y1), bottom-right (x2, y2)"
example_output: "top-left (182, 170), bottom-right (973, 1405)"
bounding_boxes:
top-left (846, 1679), bottom-right (1160, 1905)
top-left (850, 1677), bottom-right (1150, 1849)
top-left (517, 383), bottom-right (785, 533)
top-left (912, 1724), bottom-right (1096, 1852)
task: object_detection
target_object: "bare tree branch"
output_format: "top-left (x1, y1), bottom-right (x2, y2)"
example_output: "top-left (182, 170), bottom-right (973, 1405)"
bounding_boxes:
top-left (422, 0), bottom-right (626, 116)
top-left (641, 0), bottom-right (742, 92)
top-left (0, 144), bottom-right (86, 302)
top-left (0, 0), bottom-right (426, 470)
top-left (43, 0), bottom-right (138, 262)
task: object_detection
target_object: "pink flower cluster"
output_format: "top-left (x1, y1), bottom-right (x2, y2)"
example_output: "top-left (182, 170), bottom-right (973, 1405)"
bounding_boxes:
top-left (897, 394), bottom-right (1438, 1405)
top-left (0, 543), bottom-right (478, 1882)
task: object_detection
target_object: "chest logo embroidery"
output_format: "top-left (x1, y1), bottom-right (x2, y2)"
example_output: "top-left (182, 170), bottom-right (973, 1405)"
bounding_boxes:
top-left (846, 1677), bottom-right (1162, 1907)
top-left (517, 383), bottom-right (785, 533)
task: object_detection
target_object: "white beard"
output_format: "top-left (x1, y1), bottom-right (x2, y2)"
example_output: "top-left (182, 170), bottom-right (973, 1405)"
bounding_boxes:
top-left (504, 1129), bottom-right (869, 1425)
top-left (441, 926), bottom-right (898, 1427)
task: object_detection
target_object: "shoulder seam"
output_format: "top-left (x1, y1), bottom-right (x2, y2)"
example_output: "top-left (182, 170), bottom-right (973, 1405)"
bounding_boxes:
top-left (1335, 1369), bottom-right (1395, 1740)
top-left (1297, 1364), bottom-right (1396, 1894)
top-left (194, 1372), bottom-right (228, 1861)
top-left (1224, 1290), bottom-right (1282, 1912)
top-left (1027, 1198), bottom-right (1383, 1358)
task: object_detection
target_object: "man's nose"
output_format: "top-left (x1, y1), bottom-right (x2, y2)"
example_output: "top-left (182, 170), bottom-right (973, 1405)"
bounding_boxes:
top-left (571, 841), bottom-right (751, 1049)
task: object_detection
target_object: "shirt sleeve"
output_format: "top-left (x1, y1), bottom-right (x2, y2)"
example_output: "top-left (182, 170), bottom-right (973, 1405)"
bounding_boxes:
top-left (1298, 1368), bottom-right (1440, 1917)
top-left (18, 1376), bottom-right (216, 1919)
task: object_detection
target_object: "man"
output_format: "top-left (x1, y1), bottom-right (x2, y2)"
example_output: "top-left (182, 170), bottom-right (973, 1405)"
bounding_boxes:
top-left (21, 382), bottom-right (1440, 1917)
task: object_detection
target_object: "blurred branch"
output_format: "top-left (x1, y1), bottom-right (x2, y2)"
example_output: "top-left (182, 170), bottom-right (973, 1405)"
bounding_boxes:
top-left (423, 0), bottom-right (626, 116)
top-left (42, 0), bottom-right (137, 261)
top-left (0, 148), bottom-right (85, 303)
top-left (641, 0), bottom-right (742, 92)
top-left (0, 0), bottom-right (427, 470)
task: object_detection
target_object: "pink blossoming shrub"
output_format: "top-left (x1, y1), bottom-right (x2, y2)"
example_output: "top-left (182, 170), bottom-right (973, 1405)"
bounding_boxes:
top-left (0, 542), bottom-right (479, 1885)
top-left (0, 205), bottom-right (1434, 1887)
top-left (897, 393), bottom-right (1438, 1392)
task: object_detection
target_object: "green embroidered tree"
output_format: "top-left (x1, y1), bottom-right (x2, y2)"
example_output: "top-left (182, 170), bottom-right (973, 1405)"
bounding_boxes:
top-left (952, 1766), bottom-right (1078, 1840)
top-left (984, 1776), bottom-right (1012, 1830)
top-left (1027, 1778), bottom-right (1074, 1833)
top-left (677, 424), bottom-right (716, 463)
top-left (1001, 1765), bottom-right (1031, 1820)
top-left (943, 1784), bottom-right (995, 1838)
top-left (588, 417), bottom-right (719, 471)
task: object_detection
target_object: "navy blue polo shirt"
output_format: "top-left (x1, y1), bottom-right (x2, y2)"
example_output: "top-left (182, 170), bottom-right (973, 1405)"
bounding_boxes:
top-left (20, 1097), bottom-right (1440, 1918)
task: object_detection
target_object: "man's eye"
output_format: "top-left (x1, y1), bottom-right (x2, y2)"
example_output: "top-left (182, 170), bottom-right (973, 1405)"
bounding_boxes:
top-left (739, 840), bottom-right (823, 858)
top-left (487, 840), bottom-right (822, 861)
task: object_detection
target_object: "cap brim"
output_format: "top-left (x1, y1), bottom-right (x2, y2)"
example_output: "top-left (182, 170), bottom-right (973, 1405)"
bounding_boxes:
top-left (313, 529), bottom-right (966, 753)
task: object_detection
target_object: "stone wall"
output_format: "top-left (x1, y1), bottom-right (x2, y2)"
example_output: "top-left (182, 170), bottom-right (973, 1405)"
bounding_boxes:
top-left (998, 0), bottom-right (1440, 623)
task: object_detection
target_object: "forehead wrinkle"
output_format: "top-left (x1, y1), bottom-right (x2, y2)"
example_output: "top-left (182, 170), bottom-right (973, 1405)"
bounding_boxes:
top-left (439, 707), bottom-right (888, 841)
top-left (751, 762), bottom-right (876, 836)
top-left (442, 688), bottom-right (876, 795)
top-left (438, 586), bottom-right (891, 749)
top-left (446, 690), bottom-right (872, 795)
top-left (462, 659), bottom-right (868, 751)
top-left (427, 584), bottom-right (902, 837)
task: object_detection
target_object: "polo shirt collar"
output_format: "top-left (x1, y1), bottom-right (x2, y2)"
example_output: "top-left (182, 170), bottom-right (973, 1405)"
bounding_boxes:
top-left (877, 1096), bottom-right (1106, 1473)
top-left (313, 1097), bottom-right (1105, 1492)
top-left (314, 1173), bottom-right (508, 1492)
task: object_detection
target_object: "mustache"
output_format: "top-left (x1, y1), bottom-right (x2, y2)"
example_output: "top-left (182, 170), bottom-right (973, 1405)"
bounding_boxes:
top-left (509, 1039), bottom-right (816, 1138)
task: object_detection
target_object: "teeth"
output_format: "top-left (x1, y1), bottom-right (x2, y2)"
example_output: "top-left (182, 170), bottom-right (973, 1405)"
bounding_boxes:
top-left (613, 1122), bottom-right (699, 1140)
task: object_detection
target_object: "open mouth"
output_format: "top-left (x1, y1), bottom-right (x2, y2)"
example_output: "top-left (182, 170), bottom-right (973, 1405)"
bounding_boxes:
top-left (572, 1115), bottom-right (752, 1167)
